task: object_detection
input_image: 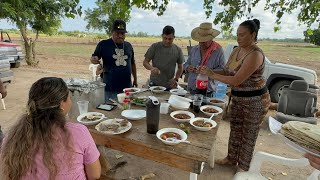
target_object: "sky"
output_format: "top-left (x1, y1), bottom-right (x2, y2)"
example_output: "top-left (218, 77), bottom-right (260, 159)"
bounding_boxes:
top-left (0, 0), bottom-right (318, 39)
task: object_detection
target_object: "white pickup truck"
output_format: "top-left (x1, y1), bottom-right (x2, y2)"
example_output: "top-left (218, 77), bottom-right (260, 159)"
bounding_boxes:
top-left (185, 44), bottom-right (318, 103)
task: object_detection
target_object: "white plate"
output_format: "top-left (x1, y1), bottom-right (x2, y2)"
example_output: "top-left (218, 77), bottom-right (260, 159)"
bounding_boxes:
top-left (121, 109), bottom-right (146, 120)
top-left (170, 89), bottom-right (187, 96)
top-left (149, 86), bottom-right (166, 93)
top-left (156, 128), bottom-right (188, 145)
top-left (268, 116), bottom-right (320, 157)
top-left (200, 105), bottom-right (223, 117)
top-left (170, 110), bottom-right (195, 123)
top-left (77, 112), bottom-right (105, 125)
top-left (95, 118), bottom-right (132, 135)
top-left (123, 87), bottom-right (140, 94)
top-left (190, 117), bottom-right (217, 131)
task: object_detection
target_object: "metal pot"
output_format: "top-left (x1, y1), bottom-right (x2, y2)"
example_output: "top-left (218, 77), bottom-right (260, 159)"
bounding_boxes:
top-left (65, 78), bottom-right (105, 119)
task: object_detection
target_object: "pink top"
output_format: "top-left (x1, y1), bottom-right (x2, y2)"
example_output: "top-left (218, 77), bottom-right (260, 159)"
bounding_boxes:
top-left (22, 122), bottom-right (100, 180)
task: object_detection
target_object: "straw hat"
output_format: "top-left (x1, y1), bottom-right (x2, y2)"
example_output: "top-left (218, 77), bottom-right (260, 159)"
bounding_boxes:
top-left (191, 22), bottom-right (220, 42)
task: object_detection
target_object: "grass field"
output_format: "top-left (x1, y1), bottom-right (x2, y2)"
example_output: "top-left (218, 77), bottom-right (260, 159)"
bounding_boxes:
top-left (10, 35), bottom-right (320, 76)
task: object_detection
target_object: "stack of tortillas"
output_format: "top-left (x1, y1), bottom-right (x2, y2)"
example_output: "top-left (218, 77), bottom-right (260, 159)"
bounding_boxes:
top-left (280, 121), bottom-right (320, 154)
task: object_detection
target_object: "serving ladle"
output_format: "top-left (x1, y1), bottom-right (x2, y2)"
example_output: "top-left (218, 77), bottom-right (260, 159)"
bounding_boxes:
top-left (166, 138), bottom-right (191, 144)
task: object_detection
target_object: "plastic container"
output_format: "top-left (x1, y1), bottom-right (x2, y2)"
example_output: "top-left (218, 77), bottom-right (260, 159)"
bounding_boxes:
top-left (160, 103), bottom-right (170, 114)
top-left (77, 100), bottom-right (89, 115)
top-left (146, 96), bottom-right (160, 134)
top-left (215, 82), bottom-right (227, 99)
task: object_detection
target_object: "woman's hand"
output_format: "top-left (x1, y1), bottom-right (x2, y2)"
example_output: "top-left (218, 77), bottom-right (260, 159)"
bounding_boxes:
top-left (186, 65), bottom-right (196, 73)
top-left (199, 66), bottom-right (213, 76)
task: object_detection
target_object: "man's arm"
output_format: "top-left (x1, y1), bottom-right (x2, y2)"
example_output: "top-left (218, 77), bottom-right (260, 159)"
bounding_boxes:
top-left (0, 80), bottom-right (7, 98)
top-left (174, 64), bottom-right (183, 81)
top-left (143, 58), bottom-right (160, 75)
top-left (90, 56), bottom-right (101, 64)
top-left (131, 63), bottom-right (138, 87)
top-left (91, 42), bottom-right (102, 64)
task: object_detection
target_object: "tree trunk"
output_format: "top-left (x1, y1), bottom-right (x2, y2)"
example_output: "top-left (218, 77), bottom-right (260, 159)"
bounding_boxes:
top-left (20, 26), bottom-right (38, 67)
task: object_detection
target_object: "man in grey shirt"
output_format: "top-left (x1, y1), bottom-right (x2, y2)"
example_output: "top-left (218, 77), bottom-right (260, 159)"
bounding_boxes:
top-left (143, 26), bottom-right (184, 89)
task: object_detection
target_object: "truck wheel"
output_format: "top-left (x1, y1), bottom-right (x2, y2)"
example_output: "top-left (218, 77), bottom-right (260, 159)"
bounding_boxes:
top-left (10, 62), bottom-right (21, 68)
top-left (269, 80), bottom-right (291, 103)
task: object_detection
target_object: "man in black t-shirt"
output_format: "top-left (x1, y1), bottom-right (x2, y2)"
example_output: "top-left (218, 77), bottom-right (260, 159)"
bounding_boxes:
top-left (91, 20), bottom-right (138, 102)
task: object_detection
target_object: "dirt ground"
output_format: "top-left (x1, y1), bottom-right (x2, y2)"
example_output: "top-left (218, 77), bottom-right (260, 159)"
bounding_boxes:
top-left (0, 50), bottom-right (319, 180)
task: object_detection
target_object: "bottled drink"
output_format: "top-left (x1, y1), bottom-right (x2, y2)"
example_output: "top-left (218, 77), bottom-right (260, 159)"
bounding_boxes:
top-left (196, 73), bottom-right (208, 96)
top-left (123, 90), bottom-right (131, 110)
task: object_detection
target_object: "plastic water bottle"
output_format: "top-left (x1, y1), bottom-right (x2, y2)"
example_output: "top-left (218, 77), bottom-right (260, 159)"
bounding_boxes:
top-left (215, 82), bottom-right (227, 98)
top-left (196, 74), bottom-right (208, 96)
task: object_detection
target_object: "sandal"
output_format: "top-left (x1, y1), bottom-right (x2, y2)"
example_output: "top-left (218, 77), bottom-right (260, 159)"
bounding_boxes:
top-left (215, 157), bottom-right (237, 166)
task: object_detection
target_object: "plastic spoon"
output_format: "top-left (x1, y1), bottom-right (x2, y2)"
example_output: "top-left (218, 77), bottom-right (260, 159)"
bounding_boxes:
top-left (166, 138), bottom-right (191, 144)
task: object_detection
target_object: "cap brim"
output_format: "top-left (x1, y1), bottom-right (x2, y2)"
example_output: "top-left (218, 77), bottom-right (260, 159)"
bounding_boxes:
top-left (191, 27), bottom-right (220, 42)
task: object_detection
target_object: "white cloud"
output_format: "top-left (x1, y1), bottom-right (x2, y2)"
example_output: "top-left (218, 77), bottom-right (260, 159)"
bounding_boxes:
top-left (1, 0), bottom-right (318, 39)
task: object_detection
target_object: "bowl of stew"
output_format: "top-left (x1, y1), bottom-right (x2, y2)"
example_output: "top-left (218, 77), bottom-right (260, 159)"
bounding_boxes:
top-left (156, 128), bottom-right (188, 145)
top-left (170, 110), bottom-right (195, 123)
top-left (190, 117), bottom-right (217, 131)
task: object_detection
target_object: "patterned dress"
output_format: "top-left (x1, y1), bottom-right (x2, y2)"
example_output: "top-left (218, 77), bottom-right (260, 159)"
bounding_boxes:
top-left (224, 46), bottom-right (271, 170)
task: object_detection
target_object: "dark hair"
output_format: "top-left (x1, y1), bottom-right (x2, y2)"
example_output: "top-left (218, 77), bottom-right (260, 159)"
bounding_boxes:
top-left (240, 19), bottom-right (260, 41)
top-left (1, 77), bottom-right (72, 180)
top-left (162, 25), bottom-right (175, 36)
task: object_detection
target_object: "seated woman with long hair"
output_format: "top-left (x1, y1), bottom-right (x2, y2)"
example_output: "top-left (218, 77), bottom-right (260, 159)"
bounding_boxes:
top-left (0, 77), bottom-right (101, 180)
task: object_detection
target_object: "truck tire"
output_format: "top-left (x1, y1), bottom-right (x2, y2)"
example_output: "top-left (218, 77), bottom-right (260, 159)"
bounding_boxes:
top-left (269, 80), bottom-right (291, 103)
top-left (10, 62), bottom-right (20, 68)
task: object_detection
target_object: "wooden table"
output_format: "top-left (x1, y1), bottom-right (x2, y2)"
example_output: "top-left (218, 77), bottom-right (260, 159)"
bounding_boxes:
top-left (70, 91), bottom-right (223, 179)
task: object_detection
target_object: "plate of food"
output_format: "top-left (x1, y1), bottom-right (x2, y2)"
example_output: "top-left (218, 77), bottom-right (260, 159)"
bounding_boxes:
top-left (123, 87), bottom-right (140, 94)
top-left (200, 105), bottom-right (223, 117)
top-left (77, 112), bottom-right (105, 125)
top-left (170, 89), bottom-right (187, 96)
top-left (268, 116), bottom-right (320, 157)
top-left (170, 110), bottom-right (195, 123)
top-left (149, 86), bottom-right (166, 93)
top-left (95, 118), bottom-right (132, 135)
top-left (121, 109), bottom-right (146, 120)
top-left (132, 96), bottom-right (148, 106)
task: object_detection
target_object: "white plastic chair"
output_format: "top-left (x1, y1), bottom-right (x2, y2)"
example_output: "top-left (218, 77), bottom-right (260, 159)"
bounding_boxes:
top-left (233, 151), bottom-right (320, 180)
top-left (0, 93), bottom-right (5, 110)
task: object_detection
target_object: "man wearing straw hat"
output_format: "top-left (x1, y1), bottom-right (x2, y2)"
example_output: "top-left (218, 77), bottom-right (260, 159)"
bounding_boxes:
top-left (183, 22), bottom-right (225, 95)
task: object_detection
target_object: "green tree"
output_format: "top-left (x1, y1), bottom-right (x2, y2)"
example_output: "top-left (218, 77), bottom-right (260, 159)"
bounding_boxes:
top-left (85, 0), bottom-right (170, 35)
top-left (210, 0), bottom-right (320, 33)
top-left (0, 0), bottom-right (81, 66)
top-left (102, 0), bottom-right (319, 34)
top-left (304, 29), bottom-right (320, 46)
top-left (84, 0), bottom-right (131, 35)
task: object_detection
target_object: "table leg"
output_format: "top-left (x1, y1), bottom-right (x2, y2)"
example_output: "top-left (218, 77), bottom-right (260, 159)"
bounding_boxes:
top-left (97, 145), bottom-right (110, 176)
top-left (189, 172), bottom-right (198, 180)
top-left (209, 138), bottom-right (216, 168)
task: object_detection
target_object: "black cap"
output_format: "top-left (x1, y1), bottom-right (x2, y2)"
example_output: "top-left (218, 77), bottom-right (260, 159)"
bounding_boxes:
top-left (112, 20), bottom-right (127, 33)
